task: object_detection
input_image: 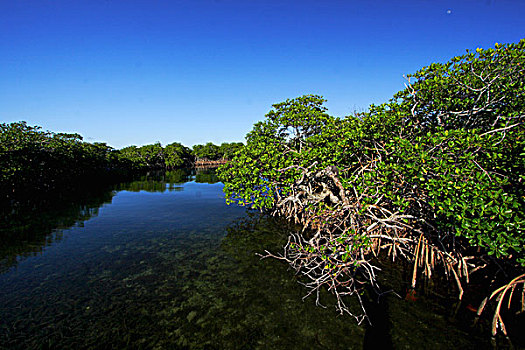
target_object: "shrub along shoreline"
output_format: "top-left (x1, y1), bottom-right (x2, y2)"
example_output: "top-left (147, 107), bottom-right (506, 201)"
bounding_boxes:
top-left (218, 40), bottom-right (524, 339)
top-left (0, 121), bottom-right (242, 213)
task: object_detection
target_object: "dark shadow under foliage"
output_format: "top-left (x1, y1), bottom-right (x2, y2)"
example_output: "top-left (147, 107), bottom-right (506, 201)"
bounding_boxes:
top-left (0, 182), bottom-right (116, 273)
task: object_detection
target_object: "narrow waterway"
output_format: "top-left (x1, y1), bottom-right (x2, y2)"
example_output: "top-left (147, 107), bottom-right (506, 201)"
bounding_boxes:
top-left (0, 170), bottom-right (498, 349)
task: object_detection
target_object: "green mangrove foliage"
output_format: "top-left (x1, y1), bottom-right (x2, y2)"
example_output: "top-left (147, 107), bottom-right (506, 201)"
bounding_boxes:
top-left (219, 142), bottom-right (245, 160)
top-left (119, 142), bottom-right (193, 170)
top-left (116, 141), bottom-right (244, 169)
top-left (0, 122), bottom-right (240, 211)
top-left (192, 142), bottom-right (221, 161)
top-left (0, 122), bottom-right (124, 203)
top-left (192, 142), bottom-right (244, 161)
top-left (117, 140), bottom-right (244, 167)
top-left (218, 40), bottom-right (525, 333)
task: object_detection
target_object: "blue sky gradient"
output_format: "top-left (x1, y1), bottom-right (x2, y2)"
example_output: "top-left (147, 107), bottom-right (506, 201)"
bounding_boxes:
top-left (1, 0), bottom-right (524, 148)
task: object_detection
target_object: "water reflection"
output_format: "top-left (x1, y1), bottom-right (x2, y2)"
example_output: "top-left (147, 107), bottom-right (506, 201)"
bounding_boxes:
top-left (0, 186), bottom-right (116, 273)
top-left (194, 168), bottom-right (219, 184)
top-left (0, 173), bottom-right (498, 349)
top-left (114, 169), bottom-right (191, 192)
top-left (0, 174), bottom-right (244, 349)
top-left (0, 168), bottom-right (218, 273)
top-left (114, 168), bottom-right (219, 193)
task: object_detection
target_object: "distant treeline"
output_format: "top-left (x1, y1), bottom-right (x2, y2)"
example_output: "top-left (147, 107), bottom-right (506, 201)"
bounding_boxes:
top-left (120, 141), bottom-right (243, 169)
top-left (0, 121), bottom-right (243, 206)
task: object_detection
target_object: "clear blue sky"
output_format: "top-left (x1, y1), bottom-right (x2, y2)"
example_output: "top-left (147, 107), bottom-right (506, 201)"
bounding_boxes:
top-left (1, 0), bottom-right (524, 149)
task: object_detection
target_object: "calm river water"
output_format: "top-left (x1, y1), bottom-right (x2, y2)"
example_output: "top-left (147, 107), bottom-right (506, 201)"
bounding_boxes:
top-left (0, 170), bottom-right (503, 349)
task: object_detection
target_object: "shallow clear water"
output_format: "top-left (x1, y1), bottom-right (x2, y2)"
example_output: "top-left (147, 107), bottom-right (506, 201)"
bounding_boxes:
top-left (0, 171), bottom-right (504, 349)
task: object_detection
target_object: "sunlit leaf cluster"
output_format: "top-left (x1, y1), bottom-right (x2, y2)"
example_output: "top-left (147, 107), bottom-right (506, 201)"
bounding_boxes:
top-left (219, 41), bottom-right (524, 265)
top-left (219, 40), bottom-right (524, 322)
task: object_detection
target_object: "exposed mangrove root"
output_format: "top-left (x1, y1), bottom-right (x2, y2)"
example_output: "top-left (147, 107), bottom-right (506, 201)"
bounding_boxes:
top-left (476, 273), bottom-right (525, 337)
top-left (259, 230), bottom-right (380, 324)
top-left (265, 163), bottom-right (485, 324)
top-left (369, 233), bottom-right (471, 299)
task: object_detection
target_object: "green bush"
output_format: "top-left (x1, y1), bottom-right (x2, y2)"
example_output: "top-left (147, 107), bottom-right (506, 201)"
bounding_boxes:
top-left (219, 40), bottom-right (525, 269)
